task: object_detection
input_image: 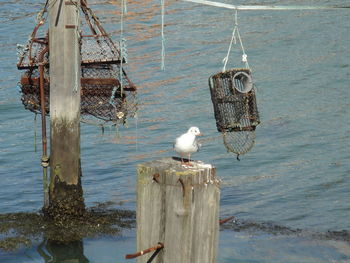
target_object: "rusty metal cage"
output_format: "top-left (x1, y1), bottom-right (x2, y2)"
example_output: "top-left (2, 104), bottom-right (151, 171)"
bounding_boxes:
top-left (209, 68), bottom-right (259, 132)
top-left (209, 68), bottom-right (260, 157)
top-left (17, 0), bottom-right (137, 124)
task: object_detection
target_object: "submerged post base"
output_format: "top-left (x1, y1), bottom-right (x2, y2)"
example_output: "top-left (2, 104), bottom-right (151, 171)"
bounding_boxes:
top-left (43, 176), bottom-right (85, 222)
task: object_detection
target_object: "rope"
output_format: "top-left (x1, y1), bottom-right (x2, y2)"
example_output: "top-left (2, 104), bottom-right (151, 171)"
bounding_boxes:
top-left (109, 0), bottom-right (127, 109)
top-left (182, 0), bottom-right (350, 10)
top-left (122, 0), bottom-right (127, 13)
top-left (161, 0), bottom-right (165, 70)
top-left (73, 3), bottom-right (80, 93)
top-left (222, 10), bottom-right (249, 72)
top-left (135, 112), bottom-right (139, 152)
top-left (235, 27), bottom-right (249, 69)
top-left (119, 0), bottom-right (126, 95)
top-left (222, 19), bottom-right (236, 72)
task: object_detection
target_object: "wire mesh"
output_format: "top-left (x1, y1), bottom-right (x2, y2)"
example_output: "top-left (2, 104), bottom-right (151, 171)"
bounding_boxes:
top-left (19, 64), bottom-right (137, 123)
top-left (81, 36), bottom-right (122, 64)
top-left (17, 1), bottom-right (137, 125)
top-left (223, 131), bottom-right (256, 155)
top-left (209, 68), bottom-right (260, 156)
top-left (209, 68), bottom-right (259, 132)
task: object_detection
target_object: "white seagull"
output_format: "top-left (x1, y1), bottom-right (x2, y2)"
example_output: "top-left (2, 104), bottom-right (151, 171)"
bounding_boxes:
top-left (174, 127), bottom-right (202, 165)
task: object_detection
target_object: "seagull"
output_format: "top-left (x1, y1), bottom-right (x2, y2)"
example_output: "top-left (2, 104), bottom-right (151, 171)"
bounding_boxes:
top-left (174, 127), bottom-right (202, 165)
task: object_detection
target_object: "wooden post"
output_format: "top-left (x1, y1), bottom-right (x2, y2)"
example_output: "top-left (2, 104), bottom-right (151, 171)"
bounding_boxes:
top-left (38, 240), bottom-right (89, 262)
top-left (46, 0), bottom-right (85, 217)
top-left (136, 157), bottom-right (220, 263)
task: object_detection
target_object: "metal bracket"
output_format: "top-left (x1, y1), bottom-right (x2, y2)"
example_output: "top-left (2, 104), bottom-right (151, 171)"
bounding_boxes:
top-left (65, 0), bottom-right (77, 5)
top-left (41, 155), bottom-right (50, 168)
top-left (65, 25), bottom-right (77, 29)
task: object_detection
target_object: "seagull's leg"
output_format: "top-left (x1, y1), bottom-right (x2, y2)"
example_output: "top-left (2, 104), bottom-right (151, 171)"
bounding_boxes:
top-left (184, 153), bottom-right (194, 166)
top-left (180, 154), bottom-right (185, 165)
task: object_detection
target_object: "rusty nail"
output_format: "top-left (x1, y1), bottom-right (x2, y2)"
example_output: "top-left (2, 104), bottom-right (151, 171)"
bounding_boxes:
top-left (125, 242), bottom-right (164, 260)
top-left (219, 216), bottom-right (235, 225)
top-left (153, 173), bottom-right (160, 183)
top-left (178, 178), bottom-right (185, 197)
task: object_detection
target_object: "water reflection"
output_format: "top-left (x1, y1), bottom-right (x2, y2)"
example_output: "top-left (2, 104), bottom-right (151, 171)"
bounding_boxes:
top-left (38, 239), bottom-right (89, 263)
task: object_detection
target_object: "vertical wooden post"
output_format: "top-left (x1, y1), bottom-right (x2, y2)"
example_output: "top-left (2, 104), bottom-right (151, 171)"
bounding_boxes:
top-left (137, 157), bottom-right (220, 263)
top-left (46, 0), bottom-right (85, 217)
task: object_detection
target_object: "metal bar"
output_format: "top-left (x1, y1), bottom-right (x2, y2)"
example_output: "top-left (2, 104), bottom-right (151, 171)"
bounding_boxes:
top-left (65, 25), bottom-right (77, 29)
top-left (32, 38), bottom-right (49, 44)
top-left (65, 0), bottom-right (76, 5)
top-left (80, 0), bottom-right (98, 35)
top-left (80, 0), bottom-right (122, 60)
top-left (82, 78), bottom-right (120, 86)
top-left (182, 0), bottom-right (350, 10)
top-left (27, 20), bottom-right (46, 67)
top-left (38, 46), bottom-right (49, 209)
top-left (21, 76), bottom-right (121, 87)
top-left (219, 216), bottom-right (235, 225)
top-left (147, 246), bottom-right (163, 263)
top-left (81, 34), bottom-right (109, 37)
top-left (125, 243), bottom-right (164, 259)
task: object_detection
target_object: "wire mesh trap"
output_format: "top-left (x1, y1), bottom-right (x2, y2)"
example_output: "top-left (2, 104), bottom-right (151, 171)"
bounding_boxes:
top-left (17, 0), bottom-right (137, 125)
top-left (209, 68), bottom-right (260, 157)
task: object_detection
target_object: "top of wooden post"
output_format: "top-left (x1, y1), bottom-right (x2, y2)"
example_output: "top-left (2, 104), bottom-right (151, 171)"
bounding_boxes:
top-left (137, 157), bottom-right (220, 188)
top-left (139, 157), bottom-right (214, 170)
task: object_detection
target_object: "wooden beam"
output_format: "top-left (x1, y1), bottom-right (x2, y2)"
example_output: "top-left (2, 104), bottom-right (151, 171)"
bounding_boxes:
top-left (182, 0), bottom-right (350, 10)
top-left (45, 0), bottom-right (85, 218)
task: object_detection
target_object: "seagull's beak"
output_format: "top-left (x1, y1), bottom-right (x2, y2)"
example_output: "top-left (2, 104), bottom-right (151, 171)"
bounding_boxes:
top-left (198, 133), bottom-right (203, 136)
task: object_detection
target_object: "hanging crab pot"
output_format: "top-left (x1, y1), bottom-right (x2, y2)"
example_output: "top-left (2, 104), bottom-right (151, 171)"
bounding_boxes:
top-left (209, 68), bottom-right (259, 132)
top-left (17, 0), bottom-right (137, 124)
top-left (209, 68), bottom-right (260, 157)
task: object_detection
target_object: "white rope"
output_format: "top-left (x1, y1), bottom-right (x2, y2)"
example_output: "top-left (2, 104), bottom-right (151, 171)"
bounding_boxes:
top-left (222, 10), bottom-right (249, 72)
top-left (135, 112), bottom-right (138, 152)
top-left (182, 0), bottom-right (350, 10)
top-left (222, 26), bottom-right (236, 72)
top-left (119, 0), bottom-right (126, 95)
top-left (236, 27), bottom-right (249, 69)
top-left (73, 3), bottom-right (80, 93)
top-left (122, 0), bottom-right (127, 13)
top-left (161, 0), bottom-right (165, 70)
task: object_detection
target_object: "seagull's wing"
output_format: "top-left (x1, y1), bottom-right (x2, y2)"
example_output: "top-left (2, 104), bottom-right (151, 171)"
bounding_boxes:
top-left (193, 139), bottom-right (201, 152)
top-left (174, 134), bottom-right (186, 151)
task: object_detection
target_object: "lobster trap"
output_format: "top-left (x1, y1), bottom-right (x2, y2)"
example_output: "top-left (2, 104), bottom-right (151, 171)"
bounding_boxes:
top-left (17, 0), bottom-right (137, 124)
top-left (209, 68), bottom-right (260, 157)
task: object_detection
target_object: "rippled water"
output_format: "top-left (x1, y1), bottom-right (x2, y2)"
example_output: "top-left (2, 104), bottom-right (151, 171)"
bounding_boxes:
top-left (1, 0), bottom-right (350, 262)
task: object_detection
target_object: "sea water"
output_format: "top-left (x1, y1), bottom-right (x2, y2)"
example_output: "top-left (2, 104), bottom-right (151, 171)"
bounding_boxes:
top-left (1, 0), bottom-right (350, 262)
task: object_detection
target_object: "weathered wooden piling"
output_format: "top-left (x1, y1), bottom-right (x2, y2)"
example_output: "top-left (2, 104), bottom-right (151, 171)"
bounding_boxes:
top-left (46, 0), bottom-right (85, 217)
top-left (136, 157), bottom-right (220, 263)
